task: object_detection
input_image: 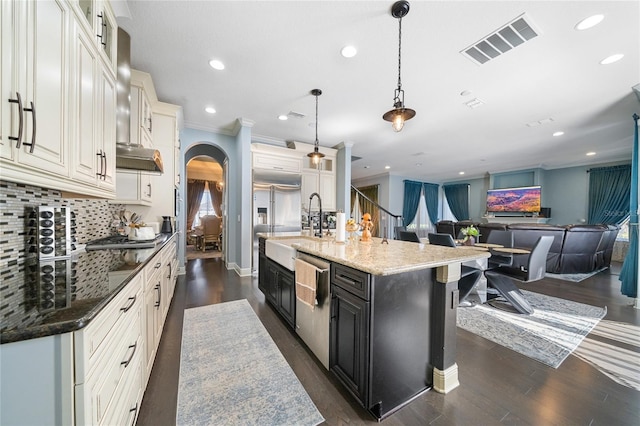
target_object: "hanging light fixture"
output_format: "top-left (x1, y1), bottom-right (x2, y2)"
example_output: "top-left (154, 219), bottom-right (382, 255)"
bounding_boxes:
top-left (382, 0), bottom-right (415, 132)
top-left (307, 89), bottom-right (325, 165)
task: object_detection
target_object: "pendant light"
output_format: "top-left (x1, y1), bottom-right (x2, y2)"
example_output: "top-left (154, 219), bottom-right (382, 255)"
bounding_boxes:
top-left (307, 89), bottom-right (325, 165)
top-left (382, 0), bottom-right (415, 132)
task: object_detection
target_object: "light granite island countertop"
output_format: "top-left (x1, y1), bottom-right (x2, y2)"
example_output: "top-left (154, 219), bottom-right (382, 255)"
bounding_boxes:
top-left (258, 232), bottom-right (490, 420)
top-left (260, 232), bottom-right (490, 275)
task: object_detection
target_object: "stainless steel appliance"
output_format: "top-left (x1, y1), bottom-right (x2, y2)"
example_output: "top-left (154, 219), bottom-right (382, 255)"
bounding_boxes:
top-left (295, 253), bottom-right (331, 369)
top-left (85, 234), bottom-right (168, 251)
top-left (252, 171), bottom-right (302, 273)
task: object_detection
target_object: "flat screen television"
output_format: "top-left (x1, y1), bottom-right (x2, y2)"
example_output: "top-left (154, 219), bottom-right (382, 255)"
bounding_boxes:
top-left (486, 185), bottom-right (541, 213)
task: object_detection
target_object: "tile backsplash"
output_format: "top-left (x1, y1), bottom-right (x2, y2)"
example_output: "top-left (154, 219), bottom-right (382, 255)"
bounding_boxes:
top-left (0, 180), bottom-right (125, 330)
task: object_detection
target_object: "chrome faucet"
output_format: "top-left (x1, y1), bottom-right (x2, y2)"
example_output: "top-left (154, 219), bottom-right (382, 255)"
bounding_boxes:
top-left (309, 192), bottom-right (323, 238)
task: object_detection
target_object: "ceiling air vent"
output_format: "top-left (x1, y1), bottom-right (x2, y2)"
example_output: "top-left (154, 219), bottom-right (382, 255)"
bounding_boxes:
top-left (287, 111), bottom-right (306, 119)
top-left (461, 14), bottom-right (539, 65)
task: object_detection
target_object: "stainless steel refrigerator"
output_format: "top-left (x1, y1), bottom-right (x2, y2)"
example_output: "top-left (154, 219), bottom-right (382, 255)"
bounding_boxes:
top-left (252, 172), bottom-right (302, 273)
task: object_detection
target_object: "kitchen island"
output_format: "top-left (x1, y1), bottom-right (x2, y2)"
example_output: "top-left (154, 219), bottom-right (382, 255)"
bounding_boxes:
top-left (258, 233), bottom-right (490, 420)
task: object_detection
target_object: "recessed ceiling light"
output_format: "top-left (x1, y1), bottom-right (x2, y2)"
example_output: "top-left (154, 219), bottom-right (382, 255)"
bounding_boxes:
top-left (600, 54), bottom-right (624, 65)
top-left (363, 165), bottom-right (370, 169)
top-left (553, 131), bottom-right (565, 137)
top-left (341, 45), bottom-right (357, 58)
top-left (384, 165), bottom-right (391, 169)
top-left (460, 90), bottom-right (472, 97)
top-left (575, 14), bottom-right (604, 30)
top-left (586, 151), bottom-right (596, 156)
top-left (459, 171), bottom-right (465, 175)
top-left (205, 107), bottom-right (216, 114)
top-left (278, 115), bottom-right (288, 121)
top-left (209, 59), bottom-right (225, 70)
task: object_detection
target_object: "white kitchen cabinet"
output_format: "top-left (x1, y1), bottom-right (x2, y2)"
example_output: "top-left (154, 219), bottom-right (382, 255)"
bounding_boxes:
top-left (302, 156), bottom-right (336, 212)
top-left (1, 0), bottom-right (70, 176)
top-left (252, 151), bottom-right (302, 174)
top-left (114, 170), bottom-right (153, 205)
top-left (74, 273), bottom-right (143, 426)
top-left (130, 70), bottom-right (155, 148)
top-left (69, 17), bottom-right (116, 194)
top-left (70, 0), bottom-right (117, 74)
top-left (1, 0), bottom-right (117, 198)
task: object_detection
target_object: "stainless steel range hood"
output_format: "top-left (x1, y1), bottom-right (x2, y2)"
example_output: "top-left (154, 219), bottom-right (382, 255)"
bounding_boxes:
top-left (115, 28), bottom-right (163, 174)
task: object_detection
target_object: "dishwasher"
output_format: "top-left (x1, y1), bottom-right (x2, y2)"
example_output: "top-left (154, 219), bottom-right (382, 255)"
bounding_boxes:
top-left (295, 253), bottom-right (331, 369)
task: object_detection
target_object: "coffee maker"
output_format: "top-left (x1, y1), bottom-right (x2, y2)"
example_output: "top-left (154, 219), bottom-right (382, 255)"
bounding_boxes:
top-left (161, 216), bottom-right (173, 234)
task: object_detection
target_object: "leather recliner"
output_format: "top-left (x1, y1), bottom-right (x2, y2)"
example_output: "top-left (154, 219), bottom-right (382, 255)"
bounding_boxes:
top-left (506, 224), bottom-right (567, 273)
top-left (598, 225), bottom-right (620, 269)
top-left (559, 225), bottom-right (606, 273)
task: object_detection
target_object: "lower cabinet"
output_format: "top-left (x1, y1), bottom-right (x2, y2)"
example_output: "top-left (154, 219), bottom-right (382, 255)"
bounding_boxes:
top-left (330, 285), bottom-right (369, 405)
top-left (329, 262), bottom-right (434, 420)
top-left (258, 239), bottom-right (296, 328)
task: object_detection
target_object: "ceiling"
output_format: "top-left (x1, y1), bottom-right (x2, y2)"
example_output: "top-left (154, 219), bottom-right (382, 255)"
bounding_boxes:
top-left (115, 1), bottom-right (639, 183)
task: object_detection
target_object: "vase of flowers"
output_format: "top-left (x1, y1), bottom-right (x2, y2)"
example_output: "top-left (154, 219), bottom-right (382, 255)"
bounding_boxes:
top-left (460, 225), bottom-right (480, 246)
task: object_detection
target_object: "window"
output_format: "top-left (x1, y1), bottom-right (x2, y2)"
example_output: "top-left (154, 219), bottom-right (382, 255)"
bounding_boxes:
top-left (617, 217), bottom-right (630, 241)
top-left (192, 181), bottom-right (217, 228)
top-left (406, 190), bottom-right (435, 238)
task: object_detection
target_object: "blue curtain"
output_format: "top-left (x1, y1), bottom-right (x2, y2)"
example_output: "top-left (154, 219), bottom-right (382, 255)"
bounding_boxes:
top-left (403, 180), bottom-right (422, 226)
top-left (587, 165), bottom-right (632, 225)
top-left (620, 113), bottom-right (639, 298)
top-left (443, 184), bottom-right (470, 221)
top-left (423, 183), bottom-right (439, 225)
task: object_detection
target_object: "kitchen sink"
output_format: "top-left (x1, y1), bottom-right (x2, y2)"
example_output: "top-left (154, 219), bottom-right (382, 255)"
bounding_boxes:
top-left (265, 239), bottom-right (308, 271)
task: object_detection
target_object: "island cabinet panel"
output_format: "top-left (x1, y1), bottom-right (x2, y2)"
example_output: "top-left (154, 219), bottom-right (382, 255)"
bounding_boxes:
top-left (258, 239), bottom-right (296, 329)
top-left (330, 285), bottom-right (370, 405)
top-left (330, 262), bottom-right (434, 420)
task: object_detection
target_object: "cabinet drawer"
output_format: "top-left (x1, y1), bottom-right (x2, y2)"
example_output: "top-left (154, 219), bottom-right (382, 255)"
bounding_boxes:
top-left (101, 348), bottom-right (143, 426)
top-left (76, 300), bottom-right (142, 425)
top-left (75, 273), bottom-right (143, 377)
top-left (331, 264), bottom-right (371, 300)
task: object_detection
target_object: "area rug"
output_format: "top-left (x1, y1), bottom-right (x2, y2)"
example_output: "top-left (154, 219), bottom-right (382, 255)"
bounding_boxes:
top-left (573, 320), bottom-right (640, 391)
top-left (545, 267), bottom-right (608, 282)
top-left (186, 244), bottom-right (222, 260)
top-left (457, 290), bottom-right (606, 368)
top-left (176, 300), bottom-right (324, 425)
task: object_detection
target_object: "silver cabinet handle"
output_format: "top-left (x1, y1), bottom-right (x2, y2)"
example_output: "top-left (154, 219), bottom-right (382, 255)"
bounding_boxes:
top-left (96, 13), bottom-right (107, 47)
top-left (8, 92), bottom-right (24, 148)
top-left (22, 101), bottom-right (36, 153)
top-left (154, 282), bottom-right (161, 308)
top-left (96, 150), bottom-right (103, 177)
top-left (121, 342), bottom-right (137, 367)
top-left (120, 295), bottom-right (136, 313)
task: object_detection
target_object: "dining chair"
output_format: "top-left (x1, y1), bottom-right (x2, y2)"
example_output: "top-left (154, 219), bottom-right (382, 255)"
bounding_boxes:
top-left (487, 230), bottom-right (514, 268)
top-left (427, 232), bottom-right (482, 305)
top-left (489, 235), bottom-right (554, 282)
top-left (200, 215), bottom-right (222, 251)
top-left (398, 230), bottom-right (421, 243)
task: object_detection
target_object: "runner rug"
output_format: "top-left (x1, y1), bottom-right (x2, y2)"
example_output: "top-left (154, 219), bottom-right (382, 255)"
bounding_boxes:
top-left (176, 299), bottom-right (324, 425)
top-left (457, 290), bottom-right (606, 368)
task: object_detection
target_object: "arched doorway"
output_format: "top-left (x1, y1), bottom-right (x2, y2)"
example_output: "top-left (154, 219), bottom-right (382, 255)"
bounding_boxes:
top-left (184, 144), bottom-right (228, 262)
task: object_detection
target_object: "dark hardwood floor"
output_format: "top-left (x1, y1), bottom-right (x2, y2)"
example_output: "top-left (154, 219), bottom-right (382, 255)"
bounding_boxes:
top-left (137, 258), bottom-right (639, 425)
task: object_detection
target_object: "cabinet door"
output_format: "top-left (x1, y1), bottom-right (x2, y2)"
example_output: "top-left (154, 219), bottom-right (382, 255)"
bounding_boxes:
top-left (70, 18), bottom-right (99, 185)
top-left (266, 262), bottom-right (279, 306)
top-left (277, 266), bottom-right (295, 328)
top-left (319, 172), bottom-right (336, 211)
top-left (301, 172), bottom-right (317, 211)
top-left (330, 285), bottom-right (369, 406)
top-left (16, 0), bottom-right (70, 176)
top-left (97, 66), bottom-right (115, 190)
top-left (258, 253), bottom-right (268, 294)
top-left (0, 0), bottom-right (16, 161)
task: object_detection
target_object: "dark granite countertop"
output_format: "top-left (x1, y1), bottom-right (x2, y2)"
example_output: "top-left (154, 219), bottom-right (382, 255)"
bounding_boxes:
top-left (0, 234), bottom-right (176, 345)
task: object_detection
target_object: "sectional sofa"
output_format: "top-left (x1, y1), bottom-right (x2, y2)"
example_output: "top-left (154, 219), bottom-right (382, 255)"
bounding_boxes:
top-left (435, 220), bottom-right (619, 274)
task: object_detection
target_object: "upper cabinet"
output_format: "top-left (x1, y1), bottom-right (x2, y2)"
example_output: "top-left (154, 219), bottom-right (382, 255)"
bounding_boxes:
top-left (251, 142), bottom-right (337, 212)
top-left (1, 0), bottom-right (117, 198)
top-left (71, 0), bottom-right (117, 72)
top-left (130, 70), bottom-right (155, 148)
